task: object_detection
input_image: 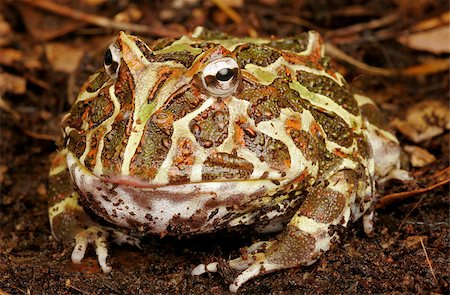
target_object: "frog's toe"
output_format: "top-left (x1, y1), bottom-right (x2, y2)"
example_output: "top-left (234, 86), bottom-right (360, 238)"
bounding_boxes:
top-left (191, 262), bottom-right (219, 275)
top-left (111, 231), bottom-right (142, 249)
top-left (71, 226), bottom-right (112, 273)
top-left (229, 258), bottom-right (280, 293)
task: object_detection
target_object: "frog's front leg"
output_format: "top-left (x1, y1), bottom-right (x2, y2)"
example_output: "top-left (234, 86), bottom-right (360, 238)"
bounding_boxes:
top-left (195, 169), bottom-right (370, 292)
top-left (48, 149), bottom-right (140, 272)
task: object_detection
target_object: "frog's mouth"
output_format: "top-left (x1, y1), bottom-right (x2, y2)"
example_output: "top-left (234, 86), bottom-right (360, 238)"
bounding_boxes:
top-left (67, 152), bottom-right (276, 235)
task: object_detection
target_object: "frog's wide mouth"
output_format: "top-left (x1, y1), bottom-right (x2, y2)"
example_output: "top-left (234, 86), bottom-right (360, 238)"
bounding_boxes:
top-left (67, 151), bottom-right (282, 191)
top-left (67, 152), bottom-right (288, 190)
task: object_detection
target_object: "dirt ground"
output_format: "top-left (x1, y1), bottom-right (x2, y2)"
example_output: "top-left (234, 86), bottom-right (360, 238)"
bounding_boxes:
top-left (0, 0), bottom-right (449, 294)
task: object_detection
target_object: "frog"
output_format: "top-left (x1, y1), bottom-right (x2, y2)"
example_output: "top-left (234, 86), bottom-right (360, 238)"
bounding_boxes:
top-left (48, 27), bottom-right (407, 292)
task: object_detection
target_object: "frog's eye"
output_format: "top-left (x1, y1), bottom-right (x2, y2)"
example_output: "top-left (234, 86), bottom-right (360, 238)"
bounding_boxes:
top-left (104, 43), bottom-right (121, 79)
top-left (202, 57), bottom-right (240, 96)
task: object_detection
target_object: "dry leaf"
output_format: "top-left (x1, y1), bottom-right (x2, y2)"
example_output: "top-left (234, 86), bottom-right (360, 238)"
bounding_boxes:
top-left (0, 73), bottom-right (26, 95)
top-left (45, 43), bottom-right (85, 73)
top-left (0, 165), bottom-right (8, 184)
top-left (17, 3), bottom-right (86, 41)
top-left (0, 13), bottom-right (13, 46)
top-left (398, 26), bottom-right (450, 54)
top-left (114, 4), bottom-right (143, 23)
top-left (404, 145), bottom-right (436, 167)
top-left (392, 100), bottom-right (450, 143)
top-left (403, 236), bottom-right (428, 249)
top-left (0, 48), bottom-right (23, 66)
top-left (81, 0), bottom-right (108, 6)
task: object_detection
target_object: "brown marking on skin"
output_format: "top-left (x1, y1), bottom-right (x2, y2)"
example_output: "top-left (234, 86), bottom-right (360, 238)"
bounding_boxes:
top-left (233, 118), bottom-right (246, 146)
top-left (151, 111), bottom-right (174, 135)
top-left (202, 152), bottom-right (254, 181)
top-left (235, 119), bottom-right (291, 171)
top-left (280, 33), bottom-right (323, 69)
top-left (167, 210), bottom-right (208, 235)
top-left (333, 148), bottom-right (348, 158)
top-left (114, 62), bottom-right (135, 105)
top-left (359, 103), bottom-right (389, 130)
top-left (238, 79), bottom-right (299, 124)
top-left (297, 70), bottom-right (359, 116)
top-left (162, 83), bottom-right (205, 121)
top-left (189, 100), bottom-right (229, 148)
top-left (310, 108), bottom-right (354, 147)
top-left (235, 44), bottom-right (281, 67)
top-left (51, 207), bottom-right (94, 243)
top-left (356, 135), bottom-right (371, 160)
top-left (297, 187), bottom-right (346, 224)
top-left (282, 51), bottom-right (322, 70)
top-left (48, 171), bottom-right (73, 206)
top-left (291, 170), bottom-right (309, 185)
top-left (309, 122), bottom-right (322, 138)
top-left (85, 71), bottom-right (110, 93)
top-left (146, 66), bottom-right (178, 103)
top-left (266, 226), bottom-right (317, 266)
top-left (285, 117), bottom-right (302, 130)
top-left (84, 126), bottom-right (107, 171)
top-left (129, 112), bottom-right (173, 180)
top-left (168, 137), bottom-right (195, 184)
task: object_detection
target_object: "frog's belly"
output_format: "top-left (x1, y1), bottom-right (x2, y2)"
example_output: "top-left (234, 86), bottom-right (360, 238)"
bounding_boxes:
top-left (68, 154), bottom-right (278, 235)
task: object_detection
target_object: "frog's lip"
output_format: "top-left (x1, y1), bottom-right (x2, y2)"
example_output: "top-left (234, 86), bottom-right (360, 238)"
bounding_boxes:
top-left (99, 174), bottom-right (279, 189)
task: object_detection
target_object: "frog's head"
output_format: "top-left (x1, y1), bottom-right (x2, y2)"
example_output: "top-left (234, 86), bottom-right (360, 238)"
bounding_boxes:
top-left (63, 28), bottom-right (334, 189)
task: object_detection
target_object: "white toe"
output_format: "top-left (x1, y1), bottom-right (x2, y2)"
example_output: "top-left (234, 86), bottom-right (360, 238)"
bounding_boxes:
top-left (71, 236), bottom-right (88, 264)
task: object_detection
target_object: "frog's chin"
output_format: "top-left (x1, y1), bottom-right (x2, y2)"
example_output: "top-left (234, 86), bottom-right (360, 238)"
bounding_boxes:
top-left (66, 152), bottom-right (275, 235)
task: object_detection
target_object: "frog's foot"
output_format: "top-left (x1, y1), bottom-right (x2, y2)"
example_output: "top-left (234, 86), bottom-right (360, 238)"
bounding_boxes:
top-left (71, 226), bottom-right (142, 272)
top-left (191, 241), bottom-right (273, 276)
top-left (229, 226), bottom-right (329, 292)
top-left (192, 227), bottom-right (329, 293)
top-left (71, 225), bottom-right (111, 272)
top-left (111, 230), bottom-right (142, 249)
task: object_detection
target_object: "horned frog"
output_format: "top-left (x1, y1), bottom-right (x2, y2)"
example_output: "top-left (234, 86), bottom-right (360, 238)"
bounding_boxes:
top-left (48, 27), bottom-right (407, 292)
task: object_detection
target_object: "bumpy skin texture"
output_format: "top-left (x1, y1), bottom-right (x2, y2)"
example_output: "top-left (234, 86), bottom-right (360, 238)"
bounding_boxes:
top-left (48, 27), bottom-right (403, 292)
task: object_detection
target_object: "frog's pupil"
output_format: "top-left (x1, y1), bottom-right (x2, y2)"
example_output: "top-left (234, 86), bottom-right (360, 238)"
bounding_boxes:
top-left (104, 49), bottom-right (113, 66)
top-left (216, 68), bottom-right (234, 81)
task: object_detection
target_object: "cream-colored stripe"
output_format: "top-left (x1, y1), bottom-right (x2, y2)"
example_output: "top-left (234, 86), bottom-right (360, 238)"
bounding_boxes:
top-left (153, 97), bottom-right (215, 184)
top-left (244, 56), bottom-right (344, 86)
top-left (289, 81), bottom-right (360, 129)
top-left (92, 85), bottom-right (121, 175)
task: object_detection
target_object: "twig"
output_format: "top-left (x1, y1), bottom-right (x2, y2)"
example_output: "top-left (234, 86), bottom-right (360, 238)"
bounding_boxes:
top-left (409, 11), bottom-right (450, 33)
top-left (210, 0), bottom-right (242, 24)
top-left (328, 13), bottom-right (399, 37)
top-left (274, 15), bottom-right (322, 31)
top-left (325, 42), bottom-right (395, 76)
top-left (19, 0), bottom-right (184, 37)
top-left (0, 96), bottom-right (21, 121)
top-left (397, 194), bottom-right (425, 230)
top-left (402, 58), bottom-right (450, 76)
top-left (22, 130), bottom-right (57, 141)
top-left (327, 43), bottom-right (450, 77)
top-left (419, 236), bottom-right (439, 286)
top-left (377, 167), bottom-right (450, 209)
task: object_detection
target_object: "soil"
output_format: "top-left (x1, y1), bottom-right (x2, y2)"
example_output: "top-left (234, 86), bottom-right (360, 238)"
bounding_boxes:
top-left (1, 1), bottom-right (449, 294)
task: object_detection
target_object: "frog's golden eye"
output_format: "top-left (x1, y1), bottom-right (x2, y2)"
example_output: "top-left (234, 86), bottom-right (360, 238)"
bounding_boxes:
top-left (202, 57), bottom-right (240, 96)
top-left (104, 43), bottom-right (121, 79)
